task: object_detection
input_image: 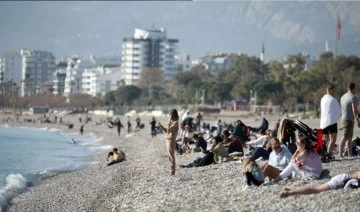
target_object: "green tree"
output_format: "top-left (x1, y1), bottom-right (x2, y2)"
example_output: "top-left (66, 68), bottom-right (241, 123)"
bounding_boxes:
top-left (114, 85), bottom-right (142, 105)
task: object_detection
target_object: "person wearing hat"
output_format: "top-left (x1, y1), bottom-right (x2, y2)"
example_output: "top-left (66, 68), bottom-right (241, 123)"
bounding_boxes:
top-left (320, 83), bottom-right (341, 157)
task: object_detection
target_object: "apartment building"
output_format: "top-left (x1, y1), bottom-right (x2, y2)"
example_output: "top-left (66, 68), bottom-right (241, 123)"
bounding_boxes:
top-left (82, 67), bottom-right (116, 97)
top-left (0, 52), bottom-right (22, 87)
top-left (121, 27), bottom-right (179, 85)
top-left (20, 49), bottom-right (56, 96)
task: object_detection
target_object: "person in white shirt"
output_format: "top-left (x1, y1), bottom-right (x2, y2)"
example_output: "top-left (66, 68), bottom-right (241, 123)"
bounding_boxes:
top-left (246, 130), bottom-right (268, 148)
top-left (320, 84), bottom-right (341, 156)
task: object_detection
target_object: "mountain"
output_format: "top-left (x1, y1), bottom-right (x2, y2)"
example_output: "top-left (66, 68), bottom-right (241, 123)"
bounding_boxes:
top-left (0, 1), bottom-right (359, 61)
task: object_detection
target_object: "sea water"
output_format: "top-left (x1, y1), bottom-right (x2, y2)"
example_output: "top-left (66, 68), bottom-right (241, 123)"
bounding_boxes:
top-left (0, 124), bottom-right (111, 211)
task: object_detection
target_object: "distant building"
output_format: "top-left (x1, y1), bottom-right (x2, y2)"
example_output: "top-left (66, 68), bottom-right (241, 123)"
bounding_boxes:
top-left (121, 27), bottom-right (180, 85)
top-left (89, 55), bottom-right (121, 68)
top-left (175, 54), bottom-right (191, 72)
top-left (0, 52), bottom-right (22, 89)
top-left (192, 52), bottom-right (238, 76)
top-left (97, 67), bottom-right (124, 96)
top-left (37, 80), bottom-right (54, 95)
top-left (63, 57), bottom-right (82, 97)
top-left (82, 66), bottom-right (121, 97)
top-left (54, 55), bottom-right (120, 97)
top-left (20, 49), bottom-right (56, 97)
top-left (53, 61), bottom-right (67, 96)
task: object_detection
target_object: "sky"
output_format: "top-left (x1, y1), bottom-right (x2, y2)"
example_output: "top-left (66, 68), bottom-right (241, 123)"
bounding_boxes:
top-left (0, 1), bottom-right (359, 61)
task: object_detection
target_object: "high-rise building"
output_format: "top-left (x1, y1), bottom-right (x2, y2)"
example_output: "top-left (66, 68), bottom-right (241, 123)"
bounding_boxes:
top-left (53, 61), bottom-right (67, 96)
top-left (20, 49), bottom-right (56, 96)
top-left (121, 27), bottom-right (179, 85)
top-left (0, 52), bottom-right (22, 87)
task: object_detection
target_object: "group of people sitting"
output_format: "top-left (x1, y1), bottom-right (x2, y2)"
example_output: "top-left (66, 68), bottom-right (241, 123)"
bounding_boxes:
top-left (177, 116), bottom-right (360, 197)
top-left (178, 118), bottom-right (267, 168)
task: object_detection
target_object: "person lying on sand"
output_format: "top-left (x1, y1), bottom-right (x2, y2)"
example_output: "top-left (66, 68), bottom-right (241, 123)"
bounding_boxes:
top-left (280, 171), bottom-right (360, 198)
top-left (179, 136), bottom-right (229, 168)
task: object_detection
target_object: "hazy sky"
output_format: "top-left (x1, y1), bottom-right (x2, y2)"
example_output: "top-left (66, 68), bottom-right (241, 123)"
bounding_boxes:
top-left (1, 1), bottom-right (359, 60)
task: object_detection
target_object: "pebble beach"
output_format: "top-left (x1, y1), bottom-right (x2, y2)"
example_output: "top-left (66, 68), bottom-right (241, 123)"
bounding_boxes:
top-left (3, 111), bottom-right (360, 212)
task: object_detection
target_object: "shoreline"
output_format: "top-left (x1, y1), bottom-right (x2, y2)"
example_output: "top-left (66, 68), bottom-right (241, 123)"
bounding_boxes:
top-left (2, 112), bottom-right (360, 211)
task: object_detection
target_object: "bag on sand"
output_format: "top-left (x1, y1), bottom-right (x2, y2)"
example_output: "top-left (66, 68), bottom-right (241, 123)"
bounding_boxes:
top-left (262, 164), bottom-right (281, 180)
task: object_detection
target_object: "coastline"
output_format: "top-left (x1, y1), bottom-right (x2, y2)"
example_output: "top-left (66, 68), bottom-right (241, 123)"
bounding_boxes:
top-left (2, 112), bottom-right (360, 211)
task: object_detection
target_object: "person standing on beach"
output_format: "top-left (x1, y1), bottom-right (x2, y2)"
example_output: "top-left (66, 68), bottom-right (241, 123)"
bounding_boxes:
top-left (150, 116), bottom-right (157, 137)
top-left (127, 116), bottom-right (132, 133)
top-left (115, 118), bottom-right (123, 137)
top-left (320, 84), bottom-right (341, 157)
top-left (80, 125), bottom-right (84, 135)
top-left (158, 109), bottom-right (179, 175)
top-left (195, 112), bottom-right (203, 131)
top-left (339, 82), bottom-right (359, 158)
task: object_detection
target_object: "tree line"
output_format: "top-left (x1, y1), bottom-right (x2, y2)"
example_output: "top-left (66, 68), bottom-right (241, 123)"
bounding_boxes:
top-left (1, 51), bottom-right (360, 113)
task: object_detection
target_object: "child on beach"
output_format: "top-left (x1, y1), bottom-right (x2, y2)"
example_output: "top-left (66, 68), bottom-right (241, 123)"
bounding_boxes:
top-left (242, 157), bottom-right (265, 190)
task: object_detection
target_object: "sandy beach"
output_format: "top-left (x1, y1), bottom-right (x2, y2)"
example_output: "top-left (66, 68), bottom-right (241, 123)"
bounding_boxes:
top-left (2, 111), bottom-right (360, 212)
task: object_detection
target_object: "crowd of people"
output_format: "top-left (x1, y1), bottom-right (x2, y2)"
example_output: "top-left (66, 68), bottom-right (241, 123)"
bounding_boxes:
top-left (157, 82), bottom-right (360, 197)
top-left (5, 81), bottom-right (360, 198)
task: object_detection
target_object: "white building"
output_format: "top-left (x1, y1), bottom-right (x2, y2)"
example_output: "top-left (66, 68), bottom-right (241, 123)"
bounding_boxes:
top-left (192, 52), bottom-right (238, 76)
top-left (20, 49), bottom-right (56, 97)
top-left (121, 27), bottom-right (179, 85)
top-left (97, 67), bottom-right (124, 96)
top-left (82, 67), bottom-right (116, 97)
top-left (53, 61), bottom-right (67, 96)
top-left (0, 52), bottom-right (22, 87)
top-left (89, 55), bottom-right (121, 68)
top-left (175, 54), bottom-right (191, 72)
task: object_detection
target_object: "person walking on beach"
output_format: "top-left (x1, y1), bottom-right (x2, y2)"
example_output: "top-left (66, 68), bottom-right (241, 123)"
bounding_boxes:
top-left (135, 115), bottom-right (141, 129)
top-left (280, 171), bottom-right (360, 198)
top-left (150, 116), bottom-right (157, 137)
top-left (195, 112), bottom-right (203, 131)
top-left (158, 109), bottom-right (179, 176)
top-left (115, 118), bottom-right (123, 137)
top-left (127, 116), bottom-right (132, 133)
top-left (320, 84), bottom-right (341, 157)
top-left (339, 82), bottom-right (359, 158)
top-left (80, 125), bottom-right (84, 135)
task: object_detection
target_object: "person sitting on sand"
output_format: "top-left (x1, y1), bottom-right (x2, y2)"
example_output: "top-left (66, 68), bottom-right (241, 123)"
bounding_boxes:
top-left (242, 157), bottom-right (265, 190)
top-left (248, 130), bottom-right (276, 161)
top-left (262, 137), bottom-right (292, 180)
top-left (193, 133), bottom-right (207, 153)
top-left (179, 136), bottom-right (229, 168)
top-left (231, 120), bottom-right (248, 141)
top-left (271, 136), bottom-right (323, 183)
top-left (280, 171), bottom-right (360, 198)
top-left (106, 151), bottom-right (115, 165)
top-left (246, 129), bottom-right (268, 149)
top-left (106, 148), bottom-right (126, 166)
